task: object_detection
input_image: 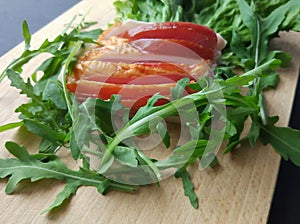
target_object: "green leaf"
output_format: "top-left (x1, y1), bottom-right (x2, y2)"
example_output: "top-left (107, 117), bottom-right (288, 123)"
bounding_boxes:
top-left (259, 72), bottom-right (279, 90)
top-left (230, 29), bottom-right (248, 60)
top-left (175, 169), bottom-right (198, 209)
top-left (224, 108), bottom-right (251, 153)
top-left (7, 69), bottom-right (38, 100)
top-left (93, 95), bottom-right (124, 135)
top-left (0, 142), bottom-right (135, 212)
top-left (156, 122), bottom-right (171, 148)
top-left (23, 119), bottom-right (65, 144)
top-left (42, 180), bottom-right (81, 214)
top-left (125, 149), bottom-right (161, 184)
top-left (114, 0), bottom-right (184, 22)
top-left (171, 78), bottom-right (190, 100)
top-left (38, 138), bottom-right (60, 154)
top-left (237, 0), bottom-right (299, 66)
top-left (248, 119), bottom-right (260, 147)
top-left (33, 57), bottom-right (63, 81)
top-left (224, 73), bottom-right (256, 87)
top-left (114, 146), bottom-right (138, 167)
top-left (22, 20), bottom-right (31, 50)
top-left (156, 140), bottom-right (207, 170)
top-left (69, 112), bottom-right (95, 160)
top-left (238, 0), bottom-right (267, 65)
top-left (261, 0), bottom-right (300, 37)
top-left (199, 139), bottom-right (220, 169)
top-left (281, 5), bottom-right (300, 31)
top-left (15, 101), bottom-right (43, 118)
top-left (129, 94), bottom-right (172, 136)
top-left (0, 121), bottom-right (24, 132)
top-left (227, 107), bottom-right (256, 120)
top-left (260, 117), bottom-right (300, 165)
top-left (39, 80), bottom-right (67, 110)
top-left (5, 142), bottom-right (32, 162)
top-left (267, 50), bottom-right (291, 68)
top-left (69, 96), bottom-right (124, 160)
top-left (224, 119), bottom-right (237, 137)
top-left (71, 29), bottom-right (103, 43)
top-left (224, 138), bottom-right (245, 154)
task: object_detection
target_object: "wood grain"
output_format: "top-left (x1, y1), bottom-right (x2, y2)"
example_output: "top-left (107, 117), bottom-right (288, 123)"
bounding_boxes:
top-left (0, 0), bottom-right (299, 223)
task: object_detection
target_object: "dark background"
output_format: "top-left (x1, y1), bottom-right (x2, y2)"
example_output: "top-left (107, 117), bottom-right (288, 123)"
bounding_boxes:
top-left (0, 0), bottom-right (80, 56)
top-left (1, 1), bottom-right (300, 223)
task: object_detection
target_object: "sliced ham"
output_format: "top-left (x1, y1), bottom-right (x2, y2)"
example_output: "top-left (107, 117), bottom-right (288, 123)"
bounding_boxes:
top-left (67, 20), bottom-right (226, 114)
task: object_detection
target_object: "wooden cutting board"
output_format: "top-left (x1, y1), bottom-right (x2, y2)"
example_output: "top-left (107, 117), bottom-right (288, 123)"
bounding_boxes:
top-left (0, 0), bottom-right (299, 223)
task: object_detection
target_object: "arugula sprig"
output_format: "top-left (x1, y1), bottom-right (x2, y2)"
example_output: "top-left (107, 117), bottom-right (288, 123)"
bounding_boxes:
top-left (0, 142), bottom-right (135, 213)
top-left (0, 0), bottom-right (300, 212)
top-left (0, 15), bottom-right (103, 152)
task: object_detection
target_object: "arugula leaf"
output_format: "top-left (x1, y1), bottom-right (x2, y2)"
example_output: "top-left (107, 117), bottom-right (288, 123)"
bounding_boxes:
top-left (1, 18), bottom-right (103, 156)
top-left (260, 117), bottom-right (300, 165)
top-left (171, 78), bottom-right (190, 100)
top-left (0, 121), bottom-right (24, 132)
top-left (22, 20), bottom-right (31, 50)
top-left (224, 108), bottom-right (251, 153)
top-left (0, 142), bottom-right (135, 212)
top-left (196, 0), bottom-right (241, 43)
top-left (38, 79), bottom-right (67, 110)
top-left (42, 180), bottom-right (82, 214)
top-left (114, 146), bottom-right (138, 167)
top-left (32, 56), bottom-right (63, 81)
top-left (24, 118), bottom-right (65, 143)
top-left (237, 0), bottom-right (300, 67)
top-left (6, 69), bottom-right (71, 151)
top-left (69, 96), bottom-right (124, 160)
top-left (156, 121), bottom-right (171, 148)
top-left (175, 169), bottom-right (198, 209)
top-left (114, 0), bottom-right (183, 22)
top-left (156, 140), bottom-right (207, 170)
top-left (7, 69), bottom-right (41, 103)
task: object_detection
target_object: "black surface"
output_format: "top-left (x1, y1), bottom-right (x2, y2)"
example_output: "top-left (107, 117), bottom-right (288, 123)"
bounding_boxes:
top-left (267, 69), bottom-right (300, 224)
top-left (1, 1), bottom-right (300, 223)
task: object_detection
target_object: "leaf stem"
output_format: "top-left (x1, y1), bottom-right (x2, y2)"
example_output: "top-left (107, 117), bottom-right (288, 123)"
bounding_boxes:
top-left (254, 17), bottom-right (261, 68)
top-left (0, 51), bottom-right (40, 83)
top-left (61, 41), bottom-right (82, 122)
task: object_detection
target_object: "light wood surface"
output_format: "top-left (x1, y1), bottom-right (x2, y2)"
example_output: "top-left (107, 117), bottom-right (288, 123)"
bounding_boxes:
top-left (0, 0), bottom-right (299, 223)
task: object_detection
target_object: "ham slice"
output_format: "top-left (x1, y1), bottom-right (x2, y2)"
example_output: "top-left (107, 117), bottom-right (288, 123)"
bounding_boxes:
top-left (67, 20), bottom-right (226, 114)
